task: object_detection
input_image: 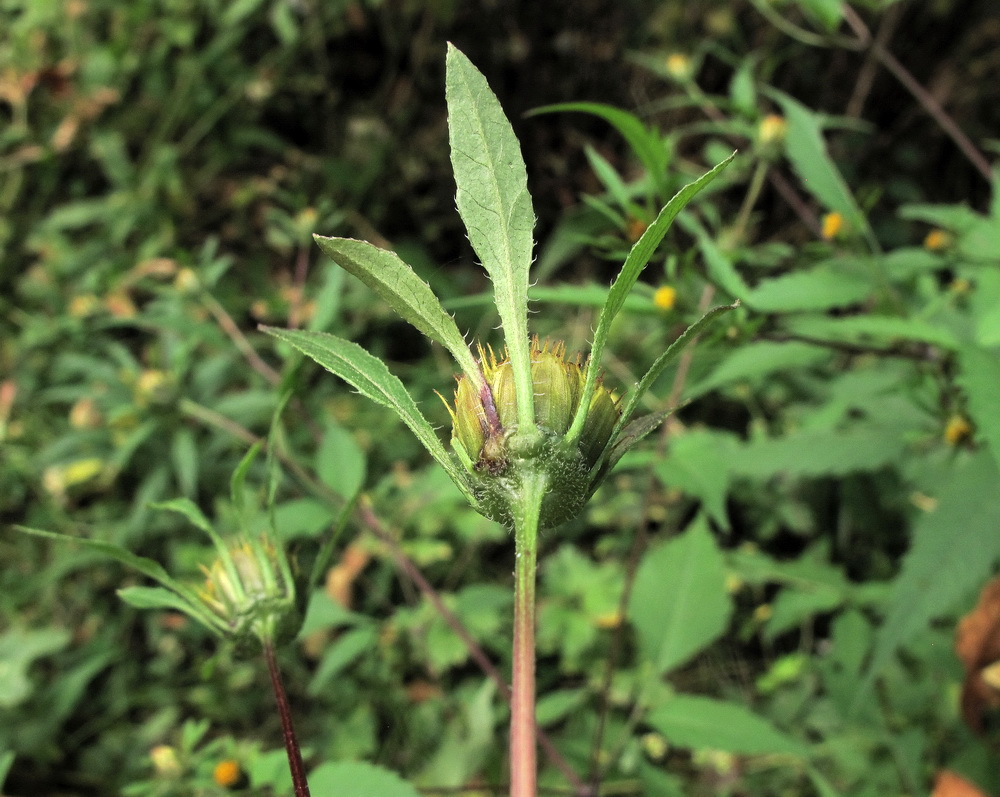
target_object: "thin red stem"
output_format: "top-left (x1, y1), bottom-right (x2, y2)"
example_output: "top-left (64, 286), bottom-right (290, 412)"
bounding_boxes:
top-left (264, 641), bottom-right (311, 797)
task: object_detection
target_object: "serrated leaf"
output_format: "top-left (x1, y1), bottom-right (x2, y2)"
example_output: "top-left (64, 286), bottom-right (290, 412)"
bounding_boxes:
top-left (775, 92), bottom-right (868, 237)
top-left (313, 236), bottom-right (482, 383)
top-left (446, 44), bottom-right (534, 417)
top-left (858, 452), bottom-right (1000, 702)
top-left (570, 155), bottom-right (735, 442)
top-left (0, 627), bottom-right (72, 709)
top-left (262, 326), bottom-right (477, 507)
top-left (957, 345), bottom-right (1000, 472)
top-left (307, 760), bottom-right (421, 797)
top-left (629, 517), bottom-right (732, 675)
top-left (646, 695), bottom-right (807, 756)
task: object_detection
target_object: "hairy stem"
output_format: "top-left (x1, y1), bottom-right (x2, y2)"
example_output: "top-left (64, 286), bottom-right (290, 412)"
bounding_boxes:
top-left (511, 470), bottom-right (547, 797)
top-left (264, 641), bottom-right (311, 797)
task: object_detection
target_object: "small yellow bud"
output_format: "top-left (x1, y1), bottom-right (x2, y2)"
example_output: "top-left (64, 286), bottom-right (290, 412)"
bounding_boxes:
top-left (104, 290), bottom-right (137, 318)
top-left (68, 294), bottom-right (101, 318)
top-left (641, 732), bottom-right (669, 760)
top-left (950, 277), bottom-right (971, 295)
top-left (69, 397), bottom-right (102, 429)
top-left (173, 267), bottom-right (200, 294)
top-left (821, 212), bottom-right (844, 241)
top-left (134, 369), bottom-right (175, 407)
top-left (753, 603), bottom-right (773, 622)
top-left (944, 415), bottom-right (972, 446)
top-left (150, 745), bottom-right (181, 777)
top-left (653, 285), bottom-right (677, 311)
top-left (757, 114), bottom-right (787, 147)
top-left (665, 53), bottom-right (693, 82)
top-left (924, 229), bottom-right (953, 251)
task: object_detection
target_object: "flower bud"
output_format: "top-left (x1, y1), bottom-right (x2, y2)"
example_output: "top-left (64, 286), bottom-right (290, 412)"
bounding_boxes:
top-left (447, 338), bottom-right (621, 529)
top-left (199, 537), bottom-right (299, 648)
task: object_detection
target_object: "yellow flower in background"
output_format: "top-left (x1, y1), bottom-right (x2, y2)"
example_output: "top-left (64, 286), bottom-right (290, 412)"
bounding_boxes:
top-left (213, 759), bottom-right (244, 788)
top-left (654, 285), bottom-right (677, 311)
top-left (150, 745), bottom-right (181, 778)
top-left (821, 212), bottom-right (844, 240)
top-left (68, 294), bottom-right (101, 318)
top-left (924, 229), bottom-right (953, 251)
top-left (944, 415), bottom-right (973, 446)
top-left (757, 114), bottom-right (787, 147)
top-left (665, 53), bottom-right (693, 82)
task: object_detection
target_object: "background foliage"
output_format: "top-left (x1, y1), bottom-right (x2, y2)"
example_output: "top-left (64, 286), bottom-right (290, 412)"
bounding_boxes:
top-left (3, 0), bottom-right (1000, 795)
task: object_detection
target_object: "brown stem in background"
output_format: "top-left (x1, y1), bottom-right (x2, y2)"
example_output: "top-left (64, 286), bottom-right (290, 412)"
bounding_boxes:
top-left (842, 5), bottom-right (992, 181)
top-left (264, 641), bottom-right (311, 797)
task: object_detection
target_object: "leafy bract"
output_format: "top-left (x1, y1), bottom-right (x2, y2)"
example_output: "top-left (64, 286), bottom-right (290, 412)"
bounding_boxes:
top-left (14, 525), bottom-right (220, 633)
top-left (313, 235), bottom-right (482, 385)
top-left (445, 44), bottom-right (535, 425)
top-left (613, 302), bottom-right (737, 441)
top-left (568, 154), bottom-right (735, 443)
top-left (262, 326), bottom-right (477, 506)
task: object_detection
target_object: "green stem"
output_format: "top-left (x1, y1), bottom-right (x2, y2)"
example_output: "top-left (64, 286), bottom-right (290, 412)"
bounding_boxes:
top-left (510, 470), bottom-right (547, 797)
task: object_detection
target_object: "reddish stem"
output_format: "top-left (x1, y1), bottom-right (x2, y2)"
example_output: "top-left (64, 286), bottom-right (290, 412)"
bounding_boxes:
top-left (510, 541), bottom-right (538, 797)
top-left (264, 641), bottom-right (311, 797)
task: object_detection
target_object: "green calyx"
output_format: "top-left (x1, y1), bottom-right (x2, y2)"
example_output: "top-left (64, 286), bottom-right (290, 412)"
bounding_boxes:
top-left (199, 536), bottom-right (300, 648)
top-left (446, 338), bottom-right (621, 529)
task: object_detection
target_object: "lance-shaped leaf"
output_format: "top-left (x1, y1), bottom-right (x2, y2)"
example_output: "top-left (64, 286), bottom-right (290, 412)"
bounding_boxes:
top-left (612, 303), bottom-right (738, 444)
top-left (313, 236), bottom-right (483, 386)
top-left (446, 43), bottom-right (536, 430)
top-left (262, 326), bottom-right (478, 507)
top-left (14, 525), bottom-right (223, 633)
top-left (567, 154), bottom-right (735, 445)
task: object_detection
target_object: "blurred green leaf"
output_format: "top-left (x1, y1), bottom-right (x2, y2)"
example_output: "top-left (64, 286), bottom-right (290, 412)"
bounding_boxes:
top-left (307, 761), bottom-right (421, 797)
top-left (629, 517), bottom-right (732, 675)
top-left (860, 452), bottom-right (1000, 699)
top-left (957, 346), bottom-right (1000, 474)
top-left (646, 695), bottom-right (807, 755)
top-left (316, 422), bottom-right (367, 500)
top-left (0, 627), bottom-right (71, 709)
